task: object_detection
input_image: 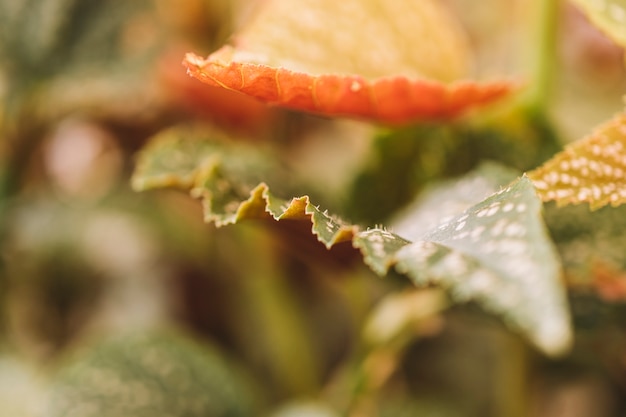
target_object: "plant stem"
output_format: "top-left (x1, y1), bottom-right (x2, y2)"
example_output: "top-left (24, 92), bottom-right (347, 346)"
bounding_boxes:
top-left (493, 334), bottom-right (531, 417)
top-left (0, 114), bottom-right (45, 341)
top-left (526, 0), bottom-right (560, 114)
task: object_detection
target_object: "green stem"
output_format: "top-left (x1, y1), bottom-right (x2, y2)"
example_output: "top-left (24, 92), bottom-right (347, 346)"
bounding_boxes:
top-left (0, 112), bottom-right (46, 343)
top-left (526, 0), bottom-right (560, 114)
top-left (229, 226), bottom-right (321, 399)
top-left (493, 334), bottom-right (531, 417)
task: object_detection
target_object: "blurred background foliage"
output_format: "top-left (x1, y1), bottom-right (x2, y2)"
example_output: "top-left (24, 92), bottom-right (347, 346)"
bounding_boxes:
top-left (0, 0), bottom-right (626, 416)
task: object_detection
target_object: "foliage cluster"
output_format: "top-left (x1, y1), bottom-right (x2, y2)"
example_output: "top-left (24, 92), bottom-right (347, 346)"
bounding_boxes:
top-left (1, 0), bottom-right (626, 416)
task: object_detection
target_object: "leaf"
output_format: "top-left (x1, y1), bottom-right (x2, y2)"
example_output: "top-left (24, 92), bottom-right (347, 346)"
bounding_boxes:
top-left (48, 330), bottom-right (257, 417)
top-left (570, 0), bottom-right (626, 48)
top-left (133, 129), bottom-right (572, 355)
top-left (230, 0), bottom-right (471, 82)
top-left (132, 125), bottom-right (278, 193)
top-left (0, 356), bottom-right (48, 417)
top-left (363, 288), bottom-right (448, 346)
top-left (390, 162), bottom-right (521, 241)
top-left (159, 49), bottom-right (276, 134)
top-left (131, 127), bottom-right (222, 190)
top-left (543, 201), bottom-right (626, 287)
top-left (355, 178), bottom-right (570, 355)
top-left (345, 109), bottom-right (560, 224)
top-left (389, 177), bottom-right (571, 356)
top-left (270, 401), bottom-right (340, 417)
top-left (528, 112), bottom-right (626, 209)
top-left (184, 51), bottom-right (516, 125)
top-left (183, 0), bottom-right (519, 124)
top-left (0, 0), bottom-right (164, 121)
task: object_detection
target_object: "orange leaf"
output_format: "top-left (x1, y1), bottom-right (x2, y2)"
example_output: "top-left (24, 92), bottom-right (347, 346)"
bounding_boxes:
top-left (590, 261), bottom-right (626, 302)
top-left (158, 48), bottom-right (275, 134)
top-left (184, 49), bottom-right (517, 124)
top-left (182, 0), bottom-right (519, 124)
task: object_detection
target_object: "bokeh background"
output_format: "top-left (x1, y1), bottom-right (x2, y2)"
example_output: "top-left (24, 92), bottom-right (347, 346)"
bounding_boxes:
top-left (1, 1), bottom-right (626, 416)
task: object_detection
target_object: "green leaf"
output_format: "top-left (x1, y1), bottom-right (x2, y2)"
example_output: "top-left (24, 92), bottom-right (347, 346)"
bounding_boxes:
top-left (133, 128), bottom-right (572, 355)
top-left (544, 202), bottom-right (626, 289)
top-left (47, 330), bottom-right (258, 417)
top-left (528, 112), bottom-right (626, 209)
top-left (345, 110), bottom-right (561, 224)
top-left (390, 161), bottom-right (520, 240)
top-left (392, 177), bottom-right (571, 356)
top-left (570, 0), bottom-right (626, 48)
top-left (0, 0), bottom-right (164, 123)
top-left (132, 125), bottom-right (278, 194)
top-left (131, 126), bottom-right (225, 190)
top-left (0, 0), bottom-right (153, 77)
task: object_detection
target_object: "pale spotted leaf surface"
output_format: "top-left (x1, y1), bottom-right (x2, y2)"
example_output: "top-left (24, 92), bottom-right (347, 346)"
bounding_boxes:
top-left (528, 113), bottom-right (626, 209)
top-left (571, 0), bottom-right (626, 48)
top-left (393, 177), bottom-right (571, 356)
top-left (353, 229), bottom-right (411, 276)
top-left (133, 129), bottom-right (571, 355)
top-left (391, 162), bottom-right (520, 241)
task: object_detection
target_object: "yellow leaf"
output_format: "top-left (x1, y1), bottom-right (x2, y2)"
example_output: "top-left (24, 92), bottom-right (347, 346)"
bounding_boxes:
top-left (570, 0), bottom-right (626, 49)
top-left (528, 112), bottom-right (626, 209)
top-left (230, 0), bottom-right (472, 82)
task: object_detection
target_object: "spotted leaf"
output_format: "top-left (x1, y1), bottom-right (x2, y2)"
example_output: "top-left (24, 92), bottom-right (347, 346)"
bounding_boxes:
top-left (390, 162), bottom-right (521, 240)
top-left (48, 330), bottom-right (257, 417)
top-left (528, 112), bottom-right (626, 209)
top-left (183, 0), bottom-right (518, 124)
top-left (571, 0), bottom-right (626, 48)
top-left (133, 128), bottom-right (571, 355)
top-left (391, 177), bottom-right (571, 356)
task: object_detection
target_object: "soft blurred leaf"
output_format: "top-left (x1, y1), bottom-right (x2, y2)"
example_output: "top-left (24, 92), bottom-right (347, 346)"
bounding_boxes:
top-left (132, 126), bottom-right (226, 190)
top-left (228, 0), bottom-right (471, 81)
top-left (346, 124), bottom-right (460, 224)
top-left (0, 0), bottom-right (164, 123)
top-left (133, 132), bottom-right (572, 354)
top-left (0, 356), bottom-right (48, 417)
top-left (570, 0), bottom-right (626, 48)
top-left (528, 112), bottom-right (626, 209)
top-left (363, 288), bottom-right (448, 346)
top-left (270, 401), bottom-right (341, 417)
top-left (47, 330), bottom-right (258, 417)
top-left (0, 0), bottom-right (153, 78)
top-left (132, 125), bottom-right (278, 193)
top-left (158, 49), bottom-right (276, 133)
top-left (543, 202), bottom-right (626, 285)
